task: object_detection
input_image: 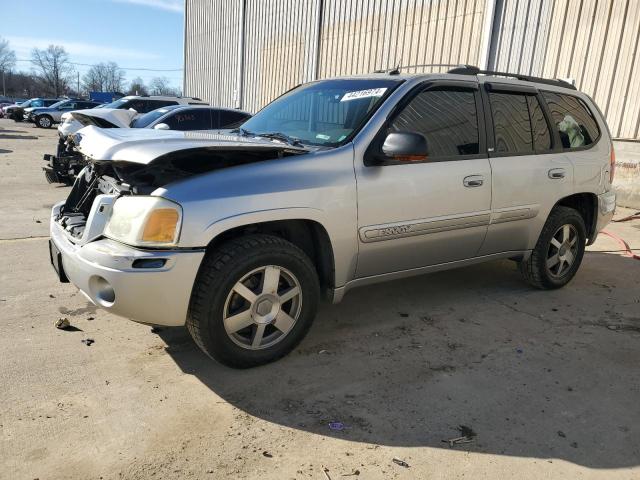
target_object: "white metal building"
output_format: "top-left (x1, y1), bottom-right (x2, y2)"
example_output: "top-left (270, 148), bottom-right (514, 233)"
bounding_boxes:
top-left (184, 0), bottom-right (640, 143)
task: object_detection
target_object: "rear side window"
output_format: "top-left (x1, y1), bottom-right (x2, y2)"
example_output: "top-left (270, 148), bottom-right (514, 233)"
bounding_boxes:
top-left (489, 92), bottom-right (552, 154)
top-left (215, 110), bottom-right (251, 129)
top-left (542, 92), bottom-right (600, 149)
top-left (389, 89), bottom-right (480, 158)
top-left (164, 109), bottom-right (211, 130)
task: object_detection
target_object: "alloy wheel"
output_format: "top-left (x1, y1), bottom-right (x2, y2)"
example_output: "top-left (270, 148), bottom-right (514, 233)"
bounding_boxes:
top-left (546, 224), bottom-right (579, 278)
top-left (223, 265), bottom-right (302, 350)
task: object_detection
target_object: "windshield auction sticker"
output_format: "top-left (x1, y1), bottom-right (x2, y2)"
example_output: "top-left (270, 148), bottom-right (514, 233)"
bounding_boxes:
top-left (340, 88), bottom-right (388, 102)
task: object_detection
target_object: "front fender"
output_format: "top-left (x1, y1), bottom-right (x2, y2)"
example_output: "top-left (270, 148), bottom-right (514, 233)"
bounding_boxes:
top-left (198, 207), bottom-right (326, 247)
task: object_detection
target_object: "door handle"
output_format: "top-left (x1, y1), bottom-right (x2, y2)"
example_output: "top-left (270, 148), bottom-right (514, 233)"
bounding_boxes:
top-left (548, 168), bottom-right (566, 179)
top-left (463, 175), bottom-right (484, 187)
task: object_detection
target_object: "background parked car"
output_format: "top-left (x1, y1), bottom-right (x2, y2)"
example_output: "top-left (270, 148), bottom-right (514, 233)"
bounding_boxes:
top-left (131, 105), bottom-right (251, 131)
top-left (57, 94), bottom-right (208, 138)
top-left (44, 104), bottom-right (250, 185)
top-left (25, 99), bottom-right (104, 128)
top-left (0, 102), bottom-right (13, 118)
top-left (5, 98), bottom-right (62, 121)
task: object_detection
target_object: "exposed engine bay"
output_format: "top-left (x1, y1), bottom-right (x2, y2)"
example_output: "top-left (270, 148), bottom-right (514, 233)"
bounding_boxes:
top-left (55, 146), bottom-right (305, 241)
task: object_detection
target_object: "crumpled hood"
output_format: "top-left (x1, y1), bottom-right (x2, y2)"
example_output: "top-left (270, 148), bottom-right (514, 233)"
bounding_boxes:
top-left (70, 108), bottom-right (137, 128)
top-left (76, 126), bottom-right (308, 164)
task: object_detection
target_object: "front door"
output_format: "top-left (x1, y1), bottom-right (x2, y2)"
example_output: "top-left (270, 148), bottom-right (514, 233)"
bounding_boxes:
top-left (354, 83), bottom-right (492, 278)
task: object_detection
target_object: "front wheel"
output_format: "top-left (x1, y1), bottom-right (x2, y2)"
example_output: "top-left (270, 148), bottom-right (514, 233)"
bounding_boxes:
top-left (519, 206), bottom-right (586, 289)
top-left (187, 234), bottom-right (320, 368)
top-left (36, 115), bottom-right (53, 128)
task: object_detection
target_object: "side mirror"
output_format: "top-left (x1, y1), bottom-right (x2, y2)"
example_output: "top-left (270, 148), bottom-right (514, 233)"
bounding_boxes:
top-left (381, 132), bottom-right (428, 162)
top-left (154, 123), bottom-right (170, 130)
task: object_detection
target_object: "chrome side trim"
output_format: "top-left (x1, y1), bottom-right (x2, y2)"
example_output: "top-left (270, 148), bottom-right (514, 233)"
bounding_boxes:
top-left (331, 250), bottom-right (530, 303)
top-left (359, 212), bottom-right (491, 243)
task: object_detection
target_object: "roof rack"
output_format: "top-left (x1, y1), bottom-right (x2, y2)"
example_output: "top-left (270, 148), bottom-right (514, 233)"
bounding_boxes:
top-left (447, 64), bottom-right (576, 90)
top-left (374, 63), bottom-right (462, 75)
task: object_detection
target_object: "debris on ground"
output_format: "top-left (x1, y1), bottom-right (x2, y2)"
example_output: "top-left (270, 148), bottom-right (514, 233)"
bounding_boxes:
top-left (322, 467), bottom-right (332, 480)
top-left (444, 425), bottom-right (477, 447)
top-left (329, 422), bottom-right (345, 431)
top-left (81, 338), bottom-right (95, 346)
top-left (318, 349), bottom-right (329, 354)
top-left (262, 451), bottom-right (272, 458)
top-left (54, 317), bottom-right (70, 330)
top-left (341, 469), bottom-right (360, 476)
top-left (86, 316), bottom-right (95, 321)
top-left (48, 294), bottom-right (55, 298)
top-left (399, 312), bottom-right (409, 317)
top-left (392, 457), bottom-right (410, 468)
top-left (557, 430), bottom-right (566, 438)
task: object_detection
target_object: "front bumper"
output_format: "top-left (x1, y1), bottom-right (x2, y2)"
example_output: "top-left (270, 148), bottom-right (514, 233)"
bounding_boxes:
top-left (50, 206), bottom-right (205, 326)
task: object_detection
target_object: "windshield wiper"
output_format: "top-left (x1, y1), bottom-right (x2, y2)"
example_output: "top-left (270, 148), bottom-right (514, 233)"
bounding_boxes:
top-left (255, 131), bottom-right (305, 148)
top-left (234, 127), bottom-right (255, 137)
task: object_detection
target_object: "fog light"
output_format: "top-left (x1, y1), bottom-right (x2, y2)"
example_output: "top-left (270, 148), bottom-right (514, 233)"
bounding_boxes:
top-left (132, 258), bottom-right (167, 269)
top-left (89, 276), bottom-right (115, 306)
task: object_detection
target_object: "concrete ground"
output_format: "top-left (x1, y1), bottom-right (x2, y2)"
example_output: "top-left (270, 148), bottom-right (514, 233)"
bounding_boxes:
top-left (0, 117), bottom-right (639, 480)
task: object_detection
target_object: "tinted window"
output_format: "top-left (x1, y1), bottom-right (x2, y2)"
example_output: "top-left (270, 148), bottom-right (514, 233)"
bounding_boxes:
top-left (528, 96), bottom-right (552, 151)
top-left (44, 100), bottom-right (58, 107)
top-left (389, 89), bottom-right (480, 158)
top-left (215, 110), bottom-right (251, 128)
top-left (489, 93), bottom-right (533, 154)
top-left (164, 109), bottom-right (211, 130)
top-left (542, 92), bottom-right (599, 149)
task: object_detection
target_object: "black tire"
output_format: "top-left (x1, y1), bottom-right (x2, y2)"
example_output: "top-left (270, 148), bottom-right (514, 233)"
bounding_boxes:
top-left (519, 206), bottom-right (586, 289)
top-left (187, 234), bottom-right (320, 368)
top-left (36, 115), bottom-right (53, 128)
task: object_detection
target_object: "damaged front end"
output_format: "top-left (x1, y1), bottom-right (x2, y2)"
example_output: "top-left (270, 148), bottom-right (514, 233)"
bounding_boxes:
top-left (53, 142), bottom-right (307, 245)
top-left (42, 135), bottom-right (88, 185)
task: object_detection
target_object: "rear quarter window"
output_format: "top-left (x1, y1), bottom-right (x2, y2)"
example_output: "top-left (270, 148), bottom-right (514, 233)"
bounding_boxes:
top-left (542, 92), bottom-right (600, 149)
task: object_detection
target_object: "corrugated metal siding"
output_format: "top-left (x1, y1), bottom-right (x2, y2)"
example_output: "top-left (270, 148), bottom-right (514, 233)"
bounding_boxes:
top-left (184, 0), bottom-right (640, 139)
top-left (489, 0), bottom-right (640, 140)
top-left (317, 0), bottom-right (487, 77)
top-left (184, 0), bottom-right (243, 107)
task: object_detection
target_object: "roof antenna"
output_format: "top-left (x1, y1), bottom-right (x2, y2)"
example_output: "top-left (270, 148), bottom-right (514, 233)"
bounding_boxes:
top-left (388, 63), bottom-right (401, 75)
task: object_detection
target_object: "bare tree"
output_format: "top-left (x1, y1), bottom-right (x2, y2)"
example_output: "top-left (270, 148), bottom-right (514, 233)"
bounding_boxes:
top-left (149, 76), bottom-right (180, 96)
top-left (31, 45), bottom-right (74, 97)
top-left (128, 77), bottom-right (148, 96)
top-left (0, 37), bottom-right (16, 72)
top-left (82, 62), bottom-right (125, 93)
top-left (0, 36), bottom-right (16, 97)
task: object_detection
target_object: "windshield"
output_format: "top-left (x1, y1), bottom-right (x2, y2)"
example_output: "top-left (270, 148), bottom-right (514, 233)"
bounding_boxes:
top-left (48, 100), bottom-right (69, 109)
top-left (102, 98), bottom-right (130, 109)
top-left (239, 78), bottom-right (401, 147)
top-left (131, 107), bottom-right (175, 128)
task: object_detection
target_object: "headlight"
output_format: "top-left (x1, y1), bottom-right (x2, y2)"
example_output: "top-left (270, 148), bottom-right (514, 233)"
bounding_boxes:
top-left (104, 196), bottom-right (182, 247)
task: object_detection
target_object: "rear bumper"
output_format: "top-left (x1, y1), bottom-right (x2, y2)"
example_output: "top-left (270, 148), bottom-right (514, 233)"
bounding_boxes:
top-left (589, 190), bottom-right (616, 244)
top-left (50, 207), bottom-right (205, 326)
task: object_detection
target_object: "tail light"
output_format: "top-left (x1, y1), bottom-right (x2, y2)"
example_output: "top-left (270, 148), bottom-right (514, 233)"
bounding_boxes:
top-left (609, 145), bottom-right (616, 183)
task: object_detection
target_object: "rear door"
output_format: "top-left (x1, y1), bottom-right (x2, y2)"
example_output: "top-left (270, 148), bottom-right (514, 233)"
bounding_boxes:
top-left (163, 108), bottom-right (212, 130)
top-left (354, 81), bottom-right (492, 278)
top-left (479, 81), bottom-right (573, 255)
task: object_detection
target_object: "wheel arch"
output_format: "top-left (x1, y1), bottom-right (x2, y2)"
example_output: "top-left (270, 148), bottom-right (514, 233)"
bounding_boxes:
top-left (204, 218), bottom-right (336, 300)
top-left (553, 192), bottom-right (598, 244)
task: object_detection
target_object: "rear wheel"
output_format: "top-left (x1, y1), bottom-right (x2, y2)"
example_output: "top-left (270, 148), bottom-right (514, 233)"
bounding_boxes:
top-left (36, 115), bottom-right (53, 128)
top-left (187, 234), bottom-right (320, 368)
top-left (519, 206), bottom-right (586, 289)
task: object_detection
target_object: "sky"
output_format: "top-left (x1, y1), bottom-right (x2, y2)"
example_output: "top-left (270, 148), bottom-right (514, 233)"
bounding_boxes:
top-left (3, 0), bottom-right (184, 90)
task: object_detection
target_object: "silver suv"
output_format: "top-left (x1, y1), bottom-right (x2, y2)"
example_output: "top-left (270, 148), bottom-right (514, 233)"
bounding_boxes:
top-left (49, 66), bottom-right (616, 368)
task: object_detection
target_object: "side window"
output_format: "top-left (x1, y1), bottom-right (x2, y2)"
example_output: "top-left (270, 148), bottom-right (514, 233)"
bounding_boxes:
top-left (489, 93), bottom-right (533, 154)
top-left (527, 96), bottom-right (551, 151)
top-left (542, 92), bottom-right (600, 149)
top-left (488, 92), bottom-right (553, 154)
top-left (216, 110), bottom-right (251, 129)
top-left (389, 89), bottom-right (480, 158)
top-left (163, 109), bottom-right (211, 131)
